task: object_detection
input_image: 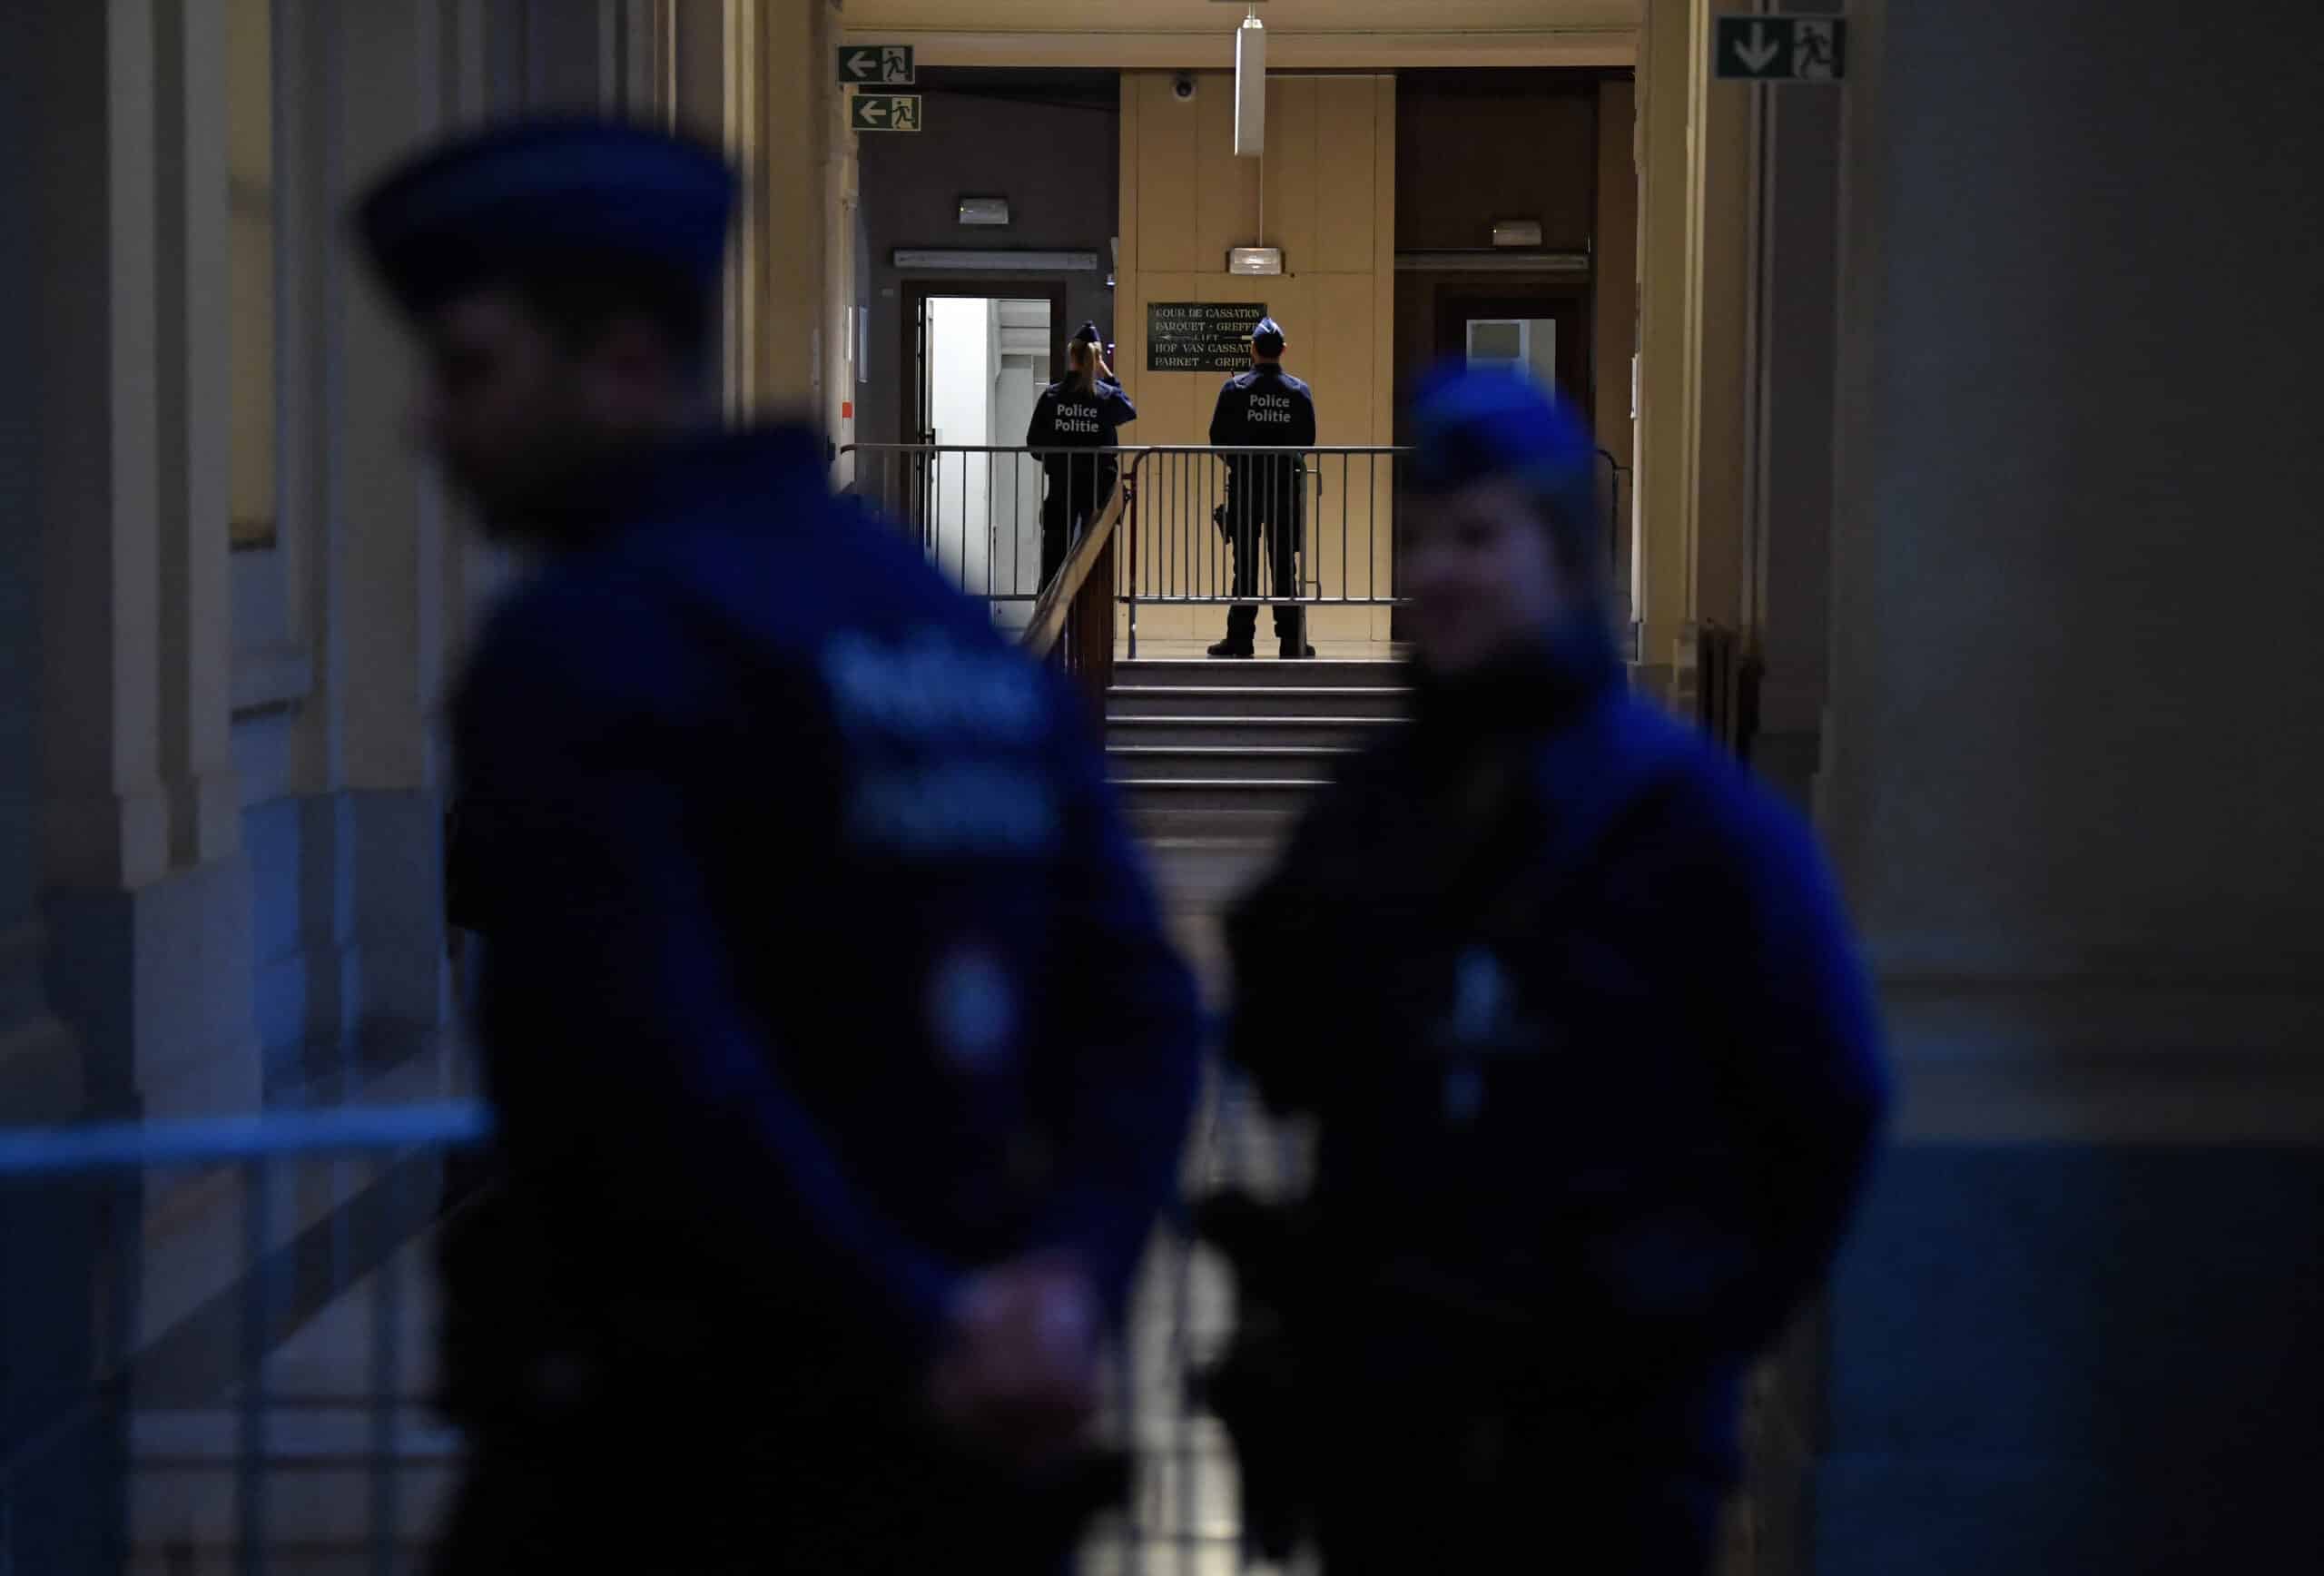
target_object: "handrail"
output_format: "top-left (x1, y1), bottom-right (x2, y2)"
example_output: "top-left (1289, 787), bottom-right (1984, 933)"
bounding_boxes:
top-left (1019, 470), bottom-right (1128, 661)
top-left (0, 1101), bottom-right (493, 1177)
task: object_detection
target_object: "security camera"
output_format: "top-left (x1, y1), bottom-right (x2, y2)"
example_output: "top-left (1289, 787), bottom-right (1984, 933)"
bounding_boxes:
top-left (1172, 74), bottom-right (1196, 102)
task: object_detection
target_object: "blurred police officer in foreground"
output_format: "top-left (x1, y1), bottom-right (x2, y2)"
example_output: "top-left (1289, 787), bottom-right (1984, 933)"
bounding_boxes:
top-left (1026, 321), bottom-right (1136, 586)
top-left (1210, 367), bottom-right (1889, 1572)
top-left (1208, 317), bottom-right (1317, 659)
top-left (356, 118), bottom-right (1201, 1575)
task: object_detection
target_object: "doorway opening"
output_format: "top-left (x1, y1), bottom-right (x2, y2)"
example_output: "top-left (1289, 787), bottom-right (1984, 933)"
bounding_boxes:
top-left (1435, 288), bottom-right (1587, 406)
top-left (1390, 281), bottom-right (1592, 639)
top-left (1463, 316), bottom-right (1561, 386)
top-left (902, 285), bottom-right (1062, 624)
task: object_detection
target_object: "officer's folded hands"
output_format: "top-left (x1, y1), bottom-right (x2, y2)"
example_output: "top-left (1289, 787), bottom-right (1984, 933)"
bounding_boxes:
top-left (929, 1252), bottom-right (1106, 1472)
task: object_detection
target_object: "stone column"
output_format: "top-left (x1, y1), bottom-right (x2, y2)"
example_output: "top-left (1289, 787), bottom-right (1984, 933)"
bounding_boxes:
top-left (262, 0), bottom-right (451, 1093)
top-left (11, 2), bottom-right (261, 1435)
top-left (1814, 3), bottom-right (2324, 1570)
top-left (1632, 0), bottom-right (1758, 698)
top-left (0, 6), bottom-right (84, 1128)
top-left (1629, 0), bottom-right (1689, 684)
top-left (1743, 0), bottom-right (1845, 811)
top-left (31, 0), bottom-right (258, 1132)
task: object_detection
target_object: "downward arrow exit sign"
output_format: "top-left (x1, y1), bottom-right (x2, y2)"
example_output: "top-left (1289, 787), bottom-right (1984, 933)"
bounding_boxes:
top-left (1715, 15), bottom-right (1846, 82)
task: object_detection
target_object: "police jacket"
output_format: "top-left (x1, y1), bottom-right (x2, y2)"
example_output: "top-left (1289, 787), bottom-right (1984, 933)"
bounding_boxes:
top-left (1026, 377), bottom-right (1136, 471)
top-left (1209, 364), bottom-right (1315, 500)
top-left (1222, 622), bottom-right (1887, 1480)
top-left (449, 425), bottom-right (1201, 1410)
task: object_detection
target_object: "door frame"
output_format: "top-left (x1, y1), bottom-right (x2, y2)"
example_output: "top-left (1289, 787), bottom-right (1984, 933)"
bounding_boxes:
top-left (897, 277), bottom-right (1071, 447)
top-left (1430, 282), bottom-right (1594, 419)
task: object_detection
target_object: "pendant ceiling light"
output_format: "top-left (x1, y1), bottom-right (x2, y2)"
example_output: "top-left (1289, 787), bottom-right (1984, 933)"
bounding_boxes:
top-left (1235, 11), bottom-right (1266, 157)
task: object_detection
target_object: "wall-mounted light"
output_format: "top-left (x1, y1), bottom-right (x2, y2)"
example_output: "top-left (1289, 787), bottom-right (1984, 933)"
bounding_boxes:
top-left (1492, 219), bottom-right (1546, 249)
top-left (958, 196), bottom-right (1010, 228)
top-left (1235, 12), bottom-right (1266, 157)
top-left (893, 249), bottom-right (1100, 272)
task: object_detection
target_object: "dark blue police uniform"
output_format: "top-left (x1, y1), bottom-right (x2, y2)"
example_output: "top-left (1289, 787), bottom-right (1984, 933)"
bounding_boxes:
top-left (1025, 373), bottom-right (1136, 586)
top-left (1216, 374), bottom-right (1889, 1573)
top-left (1208, 324), bottom-right (1316, 654)
top-left (356, 118), bottom-right (1203, 1576)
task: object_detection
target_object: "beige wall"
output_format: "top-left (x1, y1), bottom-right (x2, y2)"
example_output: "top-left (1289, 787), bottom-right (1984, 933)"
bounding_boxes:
top-left (664, 0), bottom-right (844, 425)
top-left (754, 0), bottom-right (839, 414)
top-left (1116, 72), bottom-right (1397, 645)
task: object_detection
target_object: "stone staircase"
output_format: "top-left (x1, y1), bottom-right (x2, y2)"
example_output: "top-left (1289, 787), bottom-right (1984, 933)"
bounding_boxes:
top-left (1107, 658), bottom-right (1410, 844)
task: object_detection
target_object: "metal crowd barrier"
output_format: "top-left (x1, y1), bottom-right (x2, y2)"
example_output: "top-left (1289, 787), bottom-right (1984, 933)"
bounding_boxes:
top-left (841, 444), bottom-right (1129, 638)
top-left (1117, 447), bottom-right (1405, 660)
top-left (0, 1066), bottom-right (1299, 1575)
top-left (838, 442), bottom-right (1632, 672)
top-left (0, 1102), bottom-right (491, 1576)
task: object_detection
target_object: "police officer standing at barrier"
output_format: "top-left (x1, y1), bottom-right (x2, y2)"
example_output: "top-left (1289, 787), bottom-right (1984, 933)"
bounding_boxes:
top-left (356, 118), bottom-right (1201, 1576)
top-left (1206, 366), bottom-right (1889, 1572)
top-left (1026, 321), bottom-right (1136, 587)
top-left (1208, 316), bottom-right (1317, 659)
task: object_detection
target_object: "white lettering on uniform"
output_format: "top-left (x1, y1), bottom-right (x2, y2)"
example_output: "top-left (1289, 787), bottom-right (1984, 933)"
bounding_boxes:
top-left (821, 634), bottom-right (1045, 743)
top-left (1248, 391), bottom-right (1295, 425)
top-left (1052, 399), bottom-right (1103, 438)
top-left (820, 634), bottom-right (1061, 859)
top-left (848, 763), bottom-right (1059, 856)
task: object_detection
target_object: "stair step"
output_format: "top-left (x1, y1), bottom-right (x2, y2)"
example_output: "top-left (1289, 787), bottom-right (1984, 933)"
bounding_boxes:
top-left (1116, 657), bottom-right (1408, 689)
top-left (1107, 745), bottom-right (1355, 783)
top-left (1108, 685), bottom-right (1408, 721)
top-left (1106, 715), bottom-right (1393, 751)
top-left (1115, 779), bottom-right (1330, 818)
top-left (1130, 804), bottom-right (1306, 842)
top-left (1141, 838), bottom-right (1284, 903)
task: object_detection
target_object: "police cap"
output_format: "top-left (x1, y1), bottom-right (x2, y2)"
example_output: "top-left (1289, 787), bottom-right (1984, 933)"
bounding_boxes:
top-left (1249, 317), bottom-right (1286, 356)
top-left (1404, 363), bottom-right (1600, 556)
top-left (355, 117), bottom-right (736, 319)
top-left (1072, 320), bottom-right (1104, 346)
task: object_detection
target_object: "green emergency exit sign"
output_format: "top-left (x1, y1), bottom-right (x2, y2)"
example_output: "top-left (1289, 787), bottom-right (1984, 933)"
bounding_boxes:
top-left (1714, 15), bottom-right (1847, 82)
top-left (851, 94), bottom-right (922, 133)
top-left (837, 44), bottom-right (914, 86)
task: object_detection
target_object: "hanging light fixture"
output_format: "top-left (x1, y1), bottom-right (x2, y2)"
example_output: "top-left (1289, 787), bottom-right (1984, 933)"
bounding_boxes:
top-left (1234, 10), bottom-right (1266, 157)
